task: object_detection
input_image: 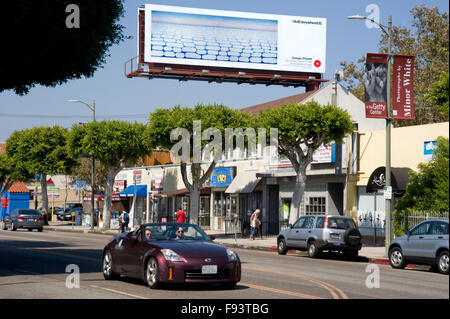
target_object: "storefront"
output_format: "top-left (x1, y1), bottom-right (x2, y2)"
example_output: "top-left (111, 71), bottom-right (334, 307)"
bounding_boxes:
top-left (209, 167), bottom-right (236, 232)
top-left (119, 184), bottom-right (148, 226)
top-left (153, 188), bottom-right (211, 228)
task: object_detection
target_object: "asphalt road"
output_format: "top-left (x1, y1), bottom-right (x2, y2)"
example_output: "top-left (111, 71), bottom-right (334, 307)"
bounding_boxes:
top-left (0, 229), bottom-right (448, 300)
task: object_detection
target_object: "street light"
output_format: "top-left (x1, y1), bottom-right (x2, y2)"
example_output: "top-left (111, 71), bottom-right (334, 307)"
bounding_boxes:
top-left (68, 99), bottom-right (96, 231)
top-left (348, 14), bottom-right (393, 257)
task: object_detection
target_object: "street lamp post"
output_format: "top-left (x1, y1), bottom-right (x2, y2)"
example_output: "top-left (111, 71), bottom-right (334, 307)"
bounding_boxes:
top-left (68, 99), bottom-right (96, 231)
top-left (348, 14), bottom-right (393, 256)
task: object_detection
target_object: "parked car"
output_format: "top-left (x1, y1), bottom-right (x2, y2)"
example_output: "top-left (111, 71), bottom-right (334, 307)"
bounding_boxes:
top-left (277, 215), bottom-right (362, 258)
top-left (389, 219), bottom-right (449, 275)
top-left (102, 223), bottom-right (241, 289)
top-left (2, 209), bottom-right (44, 232)
top-left (64, 203), bottom-right (82, 212)
top-left (59, 207), bottom-right (83, 221)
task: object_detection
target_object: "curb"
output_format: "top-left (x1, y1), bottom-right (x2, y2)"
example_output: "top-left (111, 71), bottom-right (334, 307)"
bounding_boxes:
top-left (220, 242), bottom-right (392, 264)
top-left (44, 226), bottom-right (118, 236)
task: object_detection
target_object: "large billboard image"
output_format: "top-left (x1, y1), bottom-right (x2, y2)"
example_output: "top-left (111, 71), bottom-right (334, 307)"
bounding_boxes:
top-left (143, 4), bottom-right (326, 73)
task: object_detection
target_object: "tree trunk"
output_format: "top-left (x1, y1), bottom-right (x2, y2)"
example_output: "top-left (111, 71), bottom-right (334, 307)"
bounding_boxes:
top-left (189, 183), bottom-right (200, 225)
top-left (40, 174), bottom-right (48, 225)
top-left (102, 167), bottom-right (120, 229)
top-left (180, 161), bottom-right (217, 225)
top-left (289, 167), bottom-right (308, 225)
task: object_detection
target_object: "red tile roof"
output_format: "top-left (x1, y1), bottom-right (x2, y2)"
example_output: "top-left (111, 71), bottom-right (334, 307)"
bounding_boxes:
top-left (7, 182), bottom-right (30, 193)
top-left (241, 90), bottom-right (317, 116)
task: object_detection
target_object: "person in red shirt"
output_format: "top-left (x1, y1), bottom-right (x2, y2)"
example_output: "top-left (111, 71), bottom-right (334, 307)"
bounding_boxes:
top-left (176, 208), bottom-right (186, 223)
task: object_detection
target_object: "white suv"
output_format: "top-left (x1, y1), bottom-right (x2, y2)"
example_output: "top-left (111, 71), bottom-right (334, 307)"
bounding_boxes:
top-left (277, 215), bottom-right (362, 258)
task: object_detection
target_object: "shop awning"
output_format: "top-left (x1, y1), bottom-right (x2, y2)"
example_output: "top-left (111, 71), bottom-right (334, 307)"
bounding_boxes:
top-left (225, 172), bottom-right (261, 194)
top-left (119, 185), bottom-right (147, 197)
top-left (366, 167), bottom-right (412, 194)
top-left (153, 187), bottom-right (211, 197)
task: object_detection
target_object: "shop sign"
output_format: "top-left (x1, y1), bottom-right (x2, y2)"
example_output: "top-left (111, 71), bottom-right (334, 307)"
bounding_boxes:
top-left (209, 167), bottom-right (236, 187)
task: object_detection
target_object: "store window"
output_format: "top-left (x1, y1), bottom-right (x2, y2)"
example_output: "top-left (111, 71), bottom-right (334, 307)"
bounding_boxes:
top-left (305, 197), bottom-right (326, 215)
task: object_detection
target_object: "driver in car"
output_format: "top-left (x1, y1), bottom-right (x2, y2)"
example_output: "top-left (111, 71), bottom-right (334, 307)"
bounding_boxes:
top-left (175, 227), bottom-right (184, 240)
top-left (145, 229), bottom-right (152, 240)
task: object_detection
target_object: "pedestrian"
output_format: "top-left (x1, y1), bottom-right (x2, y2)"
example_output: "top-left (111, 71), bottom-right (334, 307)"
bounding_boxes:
top-left (250, 209), bottom-right (261, 240)
top-left (176, 207), bottom-right (186, 224)
top-left (121, 210), bottom-right (130, 233)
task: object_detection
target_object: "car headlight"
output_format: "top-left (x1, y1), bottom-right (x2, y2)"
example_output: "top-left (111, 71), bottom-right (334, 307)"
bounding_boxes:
top-left (227, 249), bottom-right (238, 262)
top-left (161, 249), bottom-right (184, 262)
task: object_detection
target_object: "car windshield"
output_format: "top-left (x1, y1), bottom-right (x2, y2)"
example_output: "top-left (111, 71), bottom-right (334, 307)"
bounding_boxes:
top-left (143, 224), bottom-right (210, 241)
top-left (18, 209), bottom-right (40, 216)
top-left (327, 218), bottom-right (356, 230)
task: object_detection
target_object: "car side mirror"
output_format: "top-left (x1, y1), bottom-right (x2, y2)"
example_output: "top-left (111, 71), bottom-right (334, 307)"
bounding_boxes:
top-left (209, 235), bottom-right (216, 241)
top-left (129, 234), bottom-right (138, 241)
top-left (288, 224), bottom-right (293, 229)
top-left (405, 230), bottom-right (410, 237)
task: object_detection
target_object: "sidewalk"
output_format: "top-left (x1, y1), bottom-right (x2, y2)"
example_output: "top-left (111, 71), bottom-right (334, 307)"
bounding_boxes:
top-left (43, 221), bottom-right (390, 263)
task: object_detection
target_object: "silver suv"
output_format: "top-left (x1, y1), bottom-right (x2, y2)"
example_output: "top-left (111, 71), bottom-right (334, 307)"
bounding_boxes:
top-left (277, 215), bottom-right (362, 258)
top-left (389, 219), bottom-right (449, 275)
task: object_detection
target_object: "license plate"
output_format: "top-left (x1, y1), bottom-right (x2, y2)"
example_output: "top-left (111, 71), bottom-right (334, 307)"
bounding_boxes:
top-left (202, 265), bottom-right (217, 274)
top-left (330, 234), bottom-right (340, 239)
top-left (29, 219), bottom-right (36, 222)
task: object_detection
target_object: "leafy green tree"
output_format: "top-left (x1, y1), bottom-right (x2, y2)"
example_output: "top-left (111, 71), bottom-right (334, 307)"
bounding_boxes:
top-left (68, 121), bottom-right (149, 229)
top-left (425, 71), bottom-right (449, 117)
top-left (341, 5), bottom-right (449, 126)
top-left (0, 152), bottom-right (35, 198)
top-left (144, 104), bottom-right (253, 225)
top-left (256, 101), bottom-right (354, 224)
top-left (1, 0), bottom-right (126, 95)
top-left (6, 126), bottom-right (78, 219)
top-left (394, 137), bottom-right (449, 235)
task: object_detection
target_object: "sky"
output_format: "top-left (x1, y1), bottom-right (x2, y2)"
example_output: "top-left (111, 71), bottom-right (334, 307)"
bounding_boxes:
top-left (0, 0), bottom-right (448, 142)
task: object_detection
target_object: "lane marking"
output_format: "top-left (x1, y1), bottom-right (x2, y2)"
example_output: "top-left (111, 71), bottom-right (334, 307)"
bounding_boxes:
top-left (243, 266), bottom-right (348, 299)
top-left (90, 285), bottom-right (147, 299)
top-left (240, 282), bottom-right (324, 299)
top-left (0, 243), bottom-right (100, 263)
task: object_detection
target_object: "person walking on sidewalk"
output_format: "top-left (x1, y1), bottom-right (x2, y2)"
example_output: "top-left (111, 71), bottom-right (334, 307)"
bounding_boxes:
top-left (250, 209), bottom-right (261, 240)
top-left (176, 208), bottom-right (186, 224)
top-left (120, 210), bottom-right (130, 233)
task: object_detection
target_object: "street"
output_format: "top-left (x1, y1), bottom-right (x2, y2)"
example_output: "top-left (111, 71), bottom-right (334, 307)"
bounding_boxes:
top-left (0, 229), bottom-right (448, 300)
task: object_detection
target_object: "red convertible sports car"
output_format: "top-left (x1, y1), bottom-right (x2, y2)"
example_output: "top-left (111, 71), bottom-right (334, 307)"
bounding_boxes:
top-left (102, 223), bottom-right (241, 289)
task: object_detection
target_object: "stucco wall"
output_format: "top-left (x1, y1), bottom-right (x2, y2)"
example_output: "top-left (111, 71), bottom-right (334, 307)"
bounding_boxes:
top-left (357, 122), bottom-right (449, 187)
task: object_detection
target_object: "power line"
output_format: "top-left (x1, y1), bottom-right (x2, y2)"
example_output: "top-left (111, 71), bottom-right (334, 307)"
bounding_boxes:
top-left (0, 113), bottom-right (149, 119)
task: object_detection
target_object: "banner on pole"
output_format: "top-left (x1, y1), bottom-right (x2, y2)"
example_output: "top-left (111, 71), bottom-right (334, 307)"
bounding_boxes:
top-left (364, 53), bottom-right (388, 118)
top-left (392, 55), bottom-right (415, 120)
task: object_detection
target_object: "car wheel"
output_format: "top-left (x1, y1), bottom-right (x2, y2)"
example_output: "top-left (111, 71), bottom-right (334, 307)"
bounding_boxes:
top-left (102, 251), bottom-right (120, 280)
top-left (307, 241), bottom-right (320, 258)
top-left (437, 250), bottom-right (449, 275)
top-left (146, 257), bottom-right (160, 289)
top-left (389, 247), bottom-right (406, 269)
top-left (277, 238), bottom-right (288, 255)
top-left (2, 222), bottom-right (6, 231)
top-left (220, 281), bottom-right (237, 289)
top-left (38, 228), bottom-right (43, 232)
top-left (10, 222), bottom-right (16, 231)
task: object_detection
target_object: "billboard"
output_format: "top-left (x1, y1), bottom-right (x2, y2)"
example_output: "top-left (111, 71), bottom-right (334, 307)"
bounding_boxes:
top-left (364, 53), bottom-right (388, 119)
top-left (143, 4), bottom-right (326, 73)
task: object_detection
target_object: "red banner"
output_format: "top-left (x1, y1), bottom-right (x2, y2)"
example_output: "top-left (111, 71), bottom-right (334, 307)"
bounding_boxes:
top-left (392, 55), bottom-right (415, 120)
top-left (365, 53), bottom-right (388, 118)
